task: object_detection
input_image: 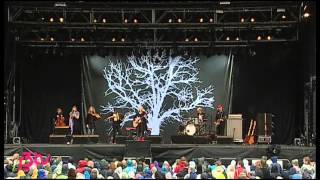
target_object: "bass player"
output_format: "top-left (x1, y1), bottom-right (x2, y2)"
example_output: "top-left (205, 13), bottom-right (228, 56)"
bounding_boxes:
top-left (214, 104), bottom-right (227, 136)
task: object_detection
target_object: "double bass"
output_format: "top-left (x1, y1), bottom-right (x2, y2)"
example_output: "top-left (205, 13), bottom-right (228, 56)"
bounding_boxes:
top-left (55, 114), bottom-right (66, 127)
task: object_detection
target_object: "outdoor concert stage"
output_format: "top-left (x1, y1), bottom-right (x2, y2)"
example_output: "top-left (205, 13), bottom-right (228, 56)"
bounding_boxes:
top-left (4, 143), bottom-right (315, 163)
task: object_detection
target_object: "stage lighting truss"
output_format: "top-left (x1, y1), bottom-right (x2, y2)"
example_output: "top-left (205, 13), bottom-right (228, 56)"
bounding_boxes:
top-left (6, 1), bottom-right (306, 48)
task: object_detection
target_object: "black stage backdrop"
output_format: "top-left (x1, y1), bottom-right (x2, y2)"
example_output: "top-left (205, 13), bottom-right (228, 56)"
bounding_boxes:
top-left (18, 50), bottom-right (81, 143)
top-left (232, 43), bottom-right (305, 145)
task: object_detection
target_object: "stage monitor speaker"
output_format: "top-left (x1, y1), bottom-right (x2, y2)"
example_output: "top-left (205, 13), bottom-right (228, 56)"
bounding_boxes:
top-left (49, 135), bottom-right (99, 144)
top-left (54, 126), bottom-right (69, 135)
top-left (125, 140), bottom-right (151, 157)
top-left (216, 136), bottom-right (233, 144)
top-left (256, 113), bottom-right (272, 136)
top-left (171, 135), bottom-right (212, 144)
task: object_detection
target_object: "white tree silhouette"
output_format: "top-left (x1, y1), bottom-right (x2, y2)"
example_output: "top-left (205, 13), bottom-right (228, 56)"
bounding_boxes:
top-left (101, 50), bottom-right (214, 135)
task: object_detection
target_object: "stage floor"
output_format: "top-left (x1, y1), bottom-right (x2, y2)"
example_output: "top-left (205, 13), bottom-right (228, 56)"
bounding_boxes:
top-left (4, 143), bottom-right (315, 163)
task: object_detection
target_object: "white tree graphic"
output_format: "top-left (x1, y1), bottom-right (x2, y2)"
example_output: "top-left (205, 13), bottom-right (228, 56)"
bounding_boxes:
top-left (101, 50), bottom-right (214, 135)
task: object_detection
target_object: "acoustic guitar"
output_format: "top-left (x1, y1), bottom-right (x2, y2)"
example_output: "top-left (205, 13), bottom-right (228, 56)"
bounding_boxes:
top-left (248, 120), bottom-right (257, 145)
top-left (132, 116), bottom-right (141, 128)
top-left (244, 119), bottom-right (253, 143)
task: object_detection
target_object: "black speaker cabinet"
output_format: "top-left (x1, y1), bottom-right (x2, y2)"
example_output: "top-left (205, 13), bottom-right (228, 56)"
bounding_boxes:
top-left (125, 140), bottom-right (151, 157)
top-left (256, 113), bottom-right (272, 136)
top-left (171, 135), bottom-right (212, 144)
top-left (216, 136), bottom-right (233, 144)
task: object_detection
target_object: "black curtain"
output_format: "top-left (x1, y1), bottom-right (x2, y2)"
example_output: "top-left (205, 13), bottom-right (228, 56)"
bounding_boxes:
top-left (18, 49), bottom-right (81, 143)
top-left (232, 43), bottom-right (305, 144)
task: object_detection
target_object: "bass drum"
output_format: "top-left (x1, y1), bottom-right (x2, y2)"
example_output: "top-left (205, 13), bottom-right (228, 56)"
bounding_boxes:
top-left (184, 123), bottom-right (196, 136)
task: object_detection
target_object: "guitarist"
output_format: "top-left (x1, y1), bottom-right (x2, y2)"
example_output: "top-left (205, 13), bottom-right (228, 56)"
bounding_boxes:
top-left (215, 104), bottom-right (227, 136)
top-left (135, 106), bottom-right (148, 141)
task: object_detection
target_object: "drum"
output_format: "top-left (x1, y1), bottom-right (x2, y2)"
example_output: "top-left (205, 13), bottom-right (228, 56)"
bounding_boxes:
top-left (185, 123), bottom-right (196, 136)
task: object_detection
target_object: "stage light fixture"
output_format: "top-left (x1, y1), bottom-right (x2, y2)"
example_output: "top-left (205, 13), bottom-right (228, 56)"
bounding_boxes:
top-left (112, 37), bottom-right (116, 42)
top-left (59, 17), bottom-right (64, 23)
top-left (267, 35), bottom-right (271, 40)
top-left (102, 18), bottom-right (106, 23)
top-left (50, 37), bottom-right (54, 41)
top-left (40, 38), bottom-right (44, 41)
top-left (124, 18), bottom-right (128, 23)
top-left (240, 18), bottom-right (245, 23)
top-left (303, 12), bottom-right (310, 18)
top-left (177, 18), bottom-right (182, 23)
top-left (250, 17), bottom-right (255, 22)
top-left (209, 18), bottom-right (213, 22)
top-left (281, 15), bottom-right (286, 19)
top-left (71, 38), bottom-right (75, 42)
top-left (185, 38), bottom-right (189, 42)
top-left (41, 17), bottom-right (45, 21)
top-left (133, 19), bottom-right (138, 23)
top-left (194, 37), bottom-right (198, 42)
top-left (81, 37), bottom-right (85, 42)
top-left (121, 38), bottom-right (125, 42)
top-left (50, 17), bottom-right (54, 22)
top-left (168, 18), bottom-right (173, 23)
top-left (199, 18), bottom-right (204, 23)
top-left (236, 37), bottom-right (239, 41)
top-left (93, 19), bottom-right (97, 23)
top-left (226, 37), bottom-right (230, 41)
top-left (257, 36), bottom-right (261, 40)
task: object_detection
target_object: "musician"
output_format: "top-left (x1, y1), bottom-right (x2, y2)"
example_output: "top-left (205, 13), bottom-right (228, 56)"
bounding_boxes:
top-left (215, 104), bottom-right (226, 136)
top-left (107, 111), bottom-right (123, 144)
top-left (85, 106), bottom-right (101, 135)
top-left (196, 107), bottom-right (207, 135)
top-left (69, 105), bottom-right (80, 135)
top-left (136, 106), bottom-right (148, 141)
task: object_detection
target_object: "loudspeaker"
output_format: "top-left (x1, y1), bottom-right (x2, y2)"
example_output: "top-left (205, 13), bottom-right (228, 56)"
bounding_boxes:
top-left (145, 136), bottom-right (162, 144)
top-left (115, 136), bottom-right (131, 144)
top-left (13, 137), bottom-right (21, 144)
top-left (125, 140), bottom-right (151, 157)
top-left (171, 135), bottom-right (212, 144)
top-left (256, 113), bottom-right (272, 136)
top-left (216, 136), bottom-right (233, 144)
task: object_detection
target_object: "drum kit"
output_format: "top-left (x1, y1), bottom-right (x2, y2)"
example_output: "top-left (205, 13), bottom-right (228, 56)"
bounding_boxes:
top-left (181, 117), bottom-right (207, 136)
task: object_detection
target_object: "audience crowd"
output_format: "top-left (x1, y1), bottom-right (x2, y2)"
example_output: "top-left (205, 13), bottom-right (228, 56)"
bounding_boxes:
top-left (4, 153), bottom-right (316, 179)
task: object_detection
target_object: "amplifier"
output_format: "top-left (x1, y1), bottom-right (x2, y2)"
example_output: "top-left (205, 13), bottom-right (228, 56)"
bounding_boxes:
top-left (257, 136), bottom-right (271, 144)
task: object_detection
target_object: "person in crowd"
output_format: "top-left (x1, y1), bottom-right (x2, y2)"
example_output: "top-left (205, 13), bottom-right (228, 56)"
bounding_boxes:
top-left (301, 156), bottom-right (315, 179)
top-left (268, 156), bottom-right (283, 178)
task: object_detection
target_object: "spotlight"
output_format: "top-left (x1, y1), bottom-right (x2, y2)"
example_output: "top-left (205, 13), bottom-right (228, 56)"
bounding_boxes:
top-left (112, 38), bottom-right (116, 42)
top-left (50, 37), bottom-right (54, 41)
top-left (209, 18), bottom-right (213, 22)
top-left (71, 38), bottom-right (75, 42)
top-left (177, 18), bottom-right (182, 23)
top-left (133, 19), bottom-right (138, 23)
top-left (281, 15), bottom-right (286, 19)
top-left (168, 18), bottom-right (173, 23)
top-left (93, 19), bottom-right (97, 23)
top-left (59, 17), bottom-right (64, 23)
top-left (250, 17), bottom-right (255, 22)
top-left (257, 36), bottom-right (261, 40)
top-left (226, 37), bottom-right (230, 41)
top-left (41, 17), bottom-right (45, 21)
top-left (49, 17), bottom-right (54, 22)
top-left (199, 18), bottom-right (204, 23)
top-left (235, 37), bottom-right (239, 41)
top-left (185, 38), bottom-right (189, 42)
top-left (267, 35), bottom-right (272, 40)
top-left (102, 18), bottom-right (106, 23)
top-left (121, 38), bottom-right (125, 42)
top-left (240, 18), bottom-right (245, 23)
top-left (124, 18), bottom-right (128, 23)
top-left (303, 12), bottom-right (310, 18)
top-left (194, 37), bottom-right (198, 42)
top-left (40, 38), bottom-right (44, 41)
top-left (81, 37), bottom-right (85, 42)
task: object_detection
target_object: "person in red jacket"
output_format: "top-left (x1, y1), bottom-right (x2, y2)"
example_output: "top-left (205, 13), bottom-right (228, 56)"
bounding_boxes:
top-left (234, 160), bottom-right (245, 179)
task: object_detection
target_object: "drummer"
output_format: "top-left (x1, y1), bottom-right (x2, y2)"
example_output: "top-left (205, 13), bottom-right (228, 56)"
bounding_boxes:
top-left (197, 107), bottom-right (206, 123)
